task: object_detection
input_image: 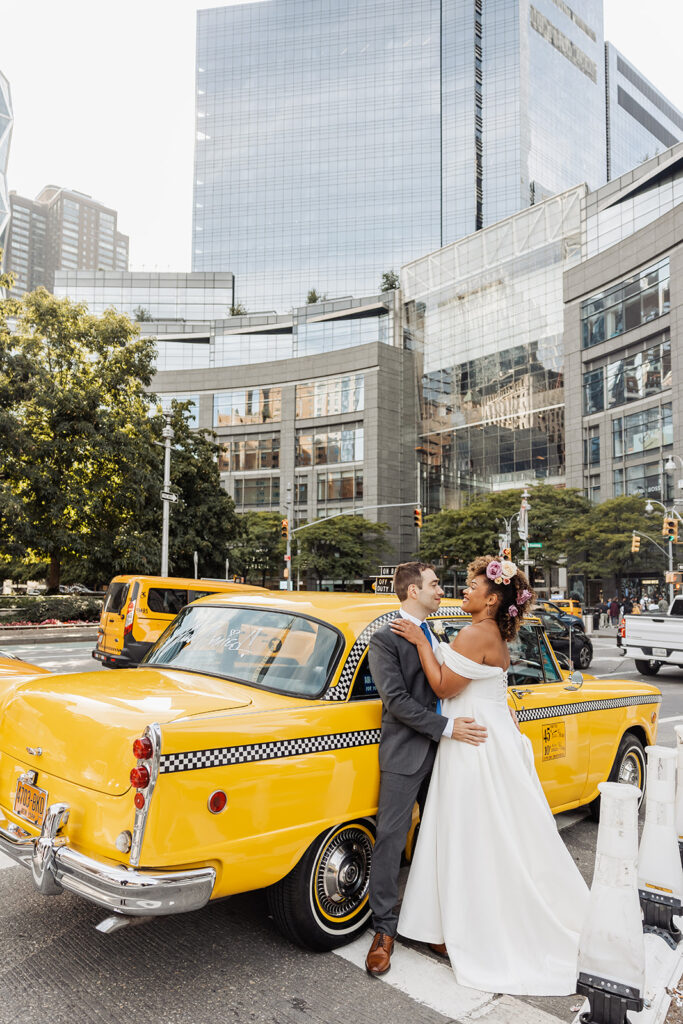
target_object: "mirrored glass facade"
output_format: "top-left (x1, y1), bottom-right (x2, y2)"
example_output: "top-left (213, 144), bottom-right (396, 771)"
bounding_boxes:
top-left (193, 0), bottom-right (611, 313)
top-left (0, 71), bottom-right (12, 260)
top-left (55, 271), bottom-right (234, 321)
top-left (402, 185), bottom-right (584, 510)
top-left (605, 45), bottom-right (683, 181)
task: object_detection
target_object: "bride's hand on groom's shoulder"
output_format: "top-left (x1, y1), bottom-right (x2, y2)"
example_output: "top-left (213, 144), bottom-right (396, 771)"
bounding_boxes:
top-left (390, 619), bottom-right (426, 646)
top-left (450, 717), bottom-right (488, 745)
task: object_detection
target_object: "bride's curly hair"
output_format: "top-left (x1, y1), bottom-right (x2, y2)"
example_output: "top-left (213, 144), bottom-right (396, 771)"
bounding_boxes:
top-left (466, 555), bottom-right (536, 641)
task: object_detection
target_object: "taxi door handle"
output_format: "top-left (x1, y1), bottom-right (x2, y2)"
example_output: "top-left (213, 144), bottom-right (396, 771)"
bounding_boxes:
top-left (511, 688), bottom-right (533, 698)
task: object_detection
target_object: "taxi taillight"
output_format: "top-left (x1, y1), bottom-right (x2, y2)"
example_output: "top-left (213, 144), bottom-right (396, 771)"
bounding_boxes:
top-left (619, 617), bottom-right (626, 638)
top-left (123, 599), bottom-right (136, 635)
top-left (133, 736), bottom-right (153, 760)
top-left (130, 765), bottom-right (150, 789)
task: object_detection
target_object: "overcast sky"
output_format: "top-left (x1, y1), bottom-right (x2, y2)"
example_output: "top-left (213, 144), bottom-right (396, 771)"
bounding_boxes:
top-left (2, 0), bottom-right (682, 272)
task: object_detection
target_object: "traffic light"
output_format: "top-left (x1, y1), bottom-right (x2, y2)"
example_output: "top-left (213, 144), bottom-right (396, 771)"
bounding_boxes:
top-left (502, 547), bottom-right (511, 560)
top-left (281, 518), bottom-right (289, 539)
top-left (663, 517), bottom-right (678, 542)
top-left (414, 507), bottom-right (423, 528)
top-left (630, 532), bottom-right (640, 553)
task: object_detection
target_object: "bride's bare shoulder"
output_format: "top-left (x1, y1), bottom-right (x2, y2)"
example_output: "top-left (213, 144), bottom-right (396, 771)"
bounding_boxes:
top-left (450, 623), bottom-right (488, 662)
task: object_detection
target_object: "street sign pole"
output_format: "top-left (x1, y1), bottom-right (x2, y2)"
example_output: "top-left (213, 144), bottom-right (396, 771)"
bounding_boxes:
top-left (160, 413), bottom-right (174, 577)
top-left (286, 482), bottom-right (292, 591)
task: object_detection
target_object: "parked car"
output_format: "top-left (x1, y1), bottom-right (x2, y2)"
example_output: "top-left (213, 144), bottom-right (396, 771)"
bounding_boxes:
top-left (550, 598), bottom-right (583, 618)
top-left (0, 593), bottom-right (660, 950)
top-left (0, 651), bottom-right (49, 676)
top-left (623, 595), bottom-right (683, 675)
top-left (534, 608), bottom-right (593, 669)
top-left (93, 574), bottom-right (268, 668)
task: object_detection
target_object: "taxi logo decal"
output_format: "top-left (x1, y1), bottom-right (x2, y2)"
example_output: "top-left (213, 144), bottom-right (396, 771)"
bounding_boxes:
top-left (323, 608), bottom-right (468, 702)
top-left (160, 728), bottom-right (382, 774)
top-left (517, 693), bottom-right (661, 723)
top-left (542, 722), bottom-right (566, 760)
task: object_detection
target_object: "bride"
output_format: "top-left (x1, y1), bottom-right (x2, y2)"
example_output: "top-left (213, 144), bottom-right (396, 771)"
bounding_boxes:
top-left (390, 555), bottom-right (589, 996)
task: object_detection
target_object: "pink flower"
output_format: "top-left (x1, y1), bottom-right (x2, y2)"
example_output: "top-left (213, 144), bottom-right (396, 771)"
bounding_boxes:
top-left (517, 588), bottom-right (532, 606)
top-left (486, 560), bottom-right (503, 581)
top-left (508, 605), bottom-right (518, 617)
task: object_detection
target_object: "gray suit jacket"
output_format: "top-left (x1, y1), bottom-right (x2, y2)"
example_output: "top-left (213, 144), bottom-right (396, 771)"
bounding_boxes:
top-left (368, 623), bottom-right (448, 776)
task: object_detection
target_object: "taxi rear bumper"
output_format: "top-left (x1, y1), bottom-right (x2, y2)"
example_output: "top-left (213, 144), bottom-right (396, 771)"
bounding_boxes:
top-left (0, 802), bottom-right (215, 918)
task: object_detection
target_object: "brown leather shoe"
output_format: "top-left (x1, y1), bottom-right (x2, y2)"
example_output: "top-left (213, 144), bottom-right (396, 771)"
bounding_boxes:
top-left (428, 942), bottom-right (448, 958)
top-left (365, 932), bottom-right (395, 975)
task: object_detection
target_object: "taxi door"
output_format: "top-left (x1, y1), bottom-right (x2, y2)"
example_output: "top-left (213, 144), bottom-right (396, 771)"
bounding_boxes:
top-left (507, 624), bottom-right (590, 811)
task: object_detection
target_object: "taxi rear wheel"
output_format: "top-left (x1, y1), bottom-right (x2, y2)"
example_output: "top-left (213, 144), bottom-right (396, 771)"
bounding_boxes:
top-left (588, 733), bottom-right (646, 821)
top-left (267, 819), bottom-right (375, 952)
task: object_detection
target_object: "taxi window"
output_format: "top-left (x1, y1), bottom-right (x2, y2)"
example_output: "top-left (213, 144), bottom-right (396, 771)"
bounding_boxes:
top-left (103, 581), bottom-right (129, 616)
top-left (144, 604), bottom-right (342, 698)
top-left (188, 589), bottom-right (215, 603)
top-left (538, 629), bottom-right (562, 682)
top-left (349, 652), bottom-right (378, 700)
top-left (147, 588), bottom-right (188, 615)
top-left (429, 617), bottom-right (468, 645)
top-left (508, 625), bottom-right (545, 686)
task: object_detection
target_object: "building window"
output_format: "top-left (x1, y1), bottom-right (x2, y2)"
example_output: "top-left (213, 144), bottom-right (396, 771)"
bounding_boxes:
top-left (295, 477), bottom-right (308, 504)
top-left (583, 425), bottom-right (600, 466)
top-left (218, 434), bottom-right (280, 472)
top-left (582, 368), bottom-right (604, 414)
top-left (606, 335), bottom-right (671, 408)
top-left (317, 470), bottom-right (363, 503)
top-left (295, 374), bottom-right (364, 419)
top-left (613, 463), bottom-right (672, 502)
top-left (612, 404), bottom-right (672, 458)
top-left (234, 476), bottom-right (280, 508)
top-left (587, 474), bottom-right (600, 503)
top-left (295, 425), bottom-right (363, 466)
top-left (213, 387), bottom-right (282, 426)
top-left (157, 394), bottom-right (200, 427)
top-left (581, 259), bottom-right (670, 349)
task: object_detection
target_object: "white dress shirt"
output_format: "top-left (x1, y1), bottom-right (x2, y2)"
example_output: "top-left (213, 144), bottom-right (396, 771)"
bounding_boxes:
top-left (399, 609), bottom-right (452, 738)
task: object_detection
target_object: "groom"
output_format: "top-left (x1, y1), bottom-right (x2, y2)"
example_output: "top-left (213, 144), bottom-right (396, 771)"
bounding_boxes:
top-left (365, 561), bottom-right (487, 976)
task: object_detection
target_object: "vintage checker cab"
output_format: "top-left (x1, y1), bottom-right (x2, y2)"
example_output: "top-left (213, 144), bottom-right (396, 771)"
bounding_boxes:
top-left (0, 593), bottom-right (661, 950)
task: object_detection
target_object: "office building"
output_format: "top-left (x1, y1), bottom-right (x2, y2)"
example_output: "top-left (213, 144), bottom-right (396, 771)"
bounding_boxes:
top-left (605, 45), bottom-right (683, 182)
top-left (0, 71), bottom-right (12, 258)
top-left (55, 271), bottom-right (235, 323)
top-left (402, 184), bottom-right (585, 511)
top-left (5, 186), bottom-right (129, 297)
top-left (564, 143), bottom-right (683, 509)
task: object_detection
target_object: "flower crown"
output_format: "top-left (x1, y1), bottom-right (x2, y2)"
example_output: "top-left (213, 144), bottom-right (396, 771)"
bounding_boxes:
top-left (485, 559), bottom-right (533, 618)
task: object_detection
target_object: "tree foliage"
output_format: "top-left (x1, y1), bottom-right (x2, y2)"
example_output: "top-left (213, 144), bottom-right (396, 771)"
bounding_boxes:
top-left (0, 289), bottom-right (239, 588)
top-left (229, 302), bottom-right (247, 316)
top-left (379, 270), bottom-right (400, 292)
top-left (229, 511), bottom-right (285, 586)
top-left (306, 289), bottom-right (327, 305)
top-left (293, 515), bottom-right (390, 585)
top-left (419, 486), bottom-right (590, 571)
top-left (562, 495), bottom-right (668, 578)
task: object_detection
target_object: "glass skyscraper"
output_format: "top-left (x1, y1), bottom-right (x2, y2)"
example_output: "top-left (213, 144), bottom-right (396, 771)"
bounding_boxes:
top-left (0, 71), bottom-right (12, 259)
top-left (193, 0), bottom-right (611, 312)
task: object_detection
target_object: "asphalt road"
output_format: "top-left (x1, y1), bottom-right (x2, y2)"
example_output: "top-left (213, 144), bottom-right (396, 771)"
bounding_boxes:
top-left (0, 632), bottom-right (680, 1024)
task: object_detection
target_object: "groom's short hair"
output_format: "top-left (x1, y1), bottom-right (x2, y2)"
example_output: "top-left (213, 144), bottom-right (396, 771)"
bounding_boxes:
top-left (393, 561), bottom-right (434, 601)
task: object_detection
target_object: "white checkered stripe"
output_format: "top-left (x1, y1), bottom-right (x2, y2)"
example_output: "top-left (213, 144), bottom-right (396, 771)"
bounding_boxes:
top-left (159, 727), bottom-right (382, 774)
top-left (323, 607), bottom-right (468, 702)
top-left (516, 693), bottom-right (662, 723)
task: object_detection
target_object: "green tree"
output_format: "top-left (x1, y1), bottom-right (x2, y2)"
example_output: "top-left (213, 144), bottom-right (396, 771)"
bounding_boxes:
top-left (229, 302), bottom-right (247, 316)
top-left (133, 305), bottom-right (153, 322)
top-left (0, 288), bottom-right (158, 590)
top-left (306, 289), bottom-right (327, 305)
top-left (379, 270), bottom-right (400, 292)
top-left (229, 511), bottom-right (285, 586)
top-left (293, 515), bottom-right (390, 587)
top-left (419, 486), bottom-right (590, 572)
top-left (561, 495), bottom-right (666, 579)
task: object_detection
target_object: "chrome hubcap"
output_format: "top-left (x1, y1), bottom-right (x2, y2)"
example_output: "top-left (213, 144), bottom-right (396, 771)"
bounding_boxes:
top-left (618, 752), bottom-right (642, 787)
top-left (316, 828), bottom-right (373, 918)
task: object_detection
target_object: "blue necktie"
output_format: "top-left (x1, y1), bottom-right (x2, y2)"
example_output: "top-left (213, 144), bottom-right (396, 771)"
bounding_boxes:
top-left (419, 622), bottom-right (441, 715)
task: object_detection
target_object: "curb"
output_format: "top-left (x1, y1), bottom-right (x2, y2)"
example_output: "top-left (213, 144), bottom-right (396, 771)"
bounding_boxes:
top-left (0, 624), bottom-right (99, 645)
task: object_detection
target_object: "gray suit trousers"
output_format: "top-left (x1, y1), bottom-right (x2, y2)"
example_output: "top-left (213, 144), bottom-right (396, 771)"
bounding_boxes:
top-left (369, 747), bottom-right (434, 937)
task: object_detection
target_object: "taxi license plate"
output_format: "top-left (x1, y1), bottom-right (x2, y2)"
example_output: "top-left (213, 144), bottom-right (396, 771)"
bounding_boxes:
top-left (653, 647), bottom-right (667, 657)
top-left (14, 780), bottom-right (48, 828)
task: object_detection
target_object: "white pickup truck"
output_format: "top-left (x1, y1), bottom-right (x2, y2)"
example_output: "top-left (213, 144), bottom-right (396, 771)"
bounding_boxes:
top-left (623, 595), bottom-right (683, 675)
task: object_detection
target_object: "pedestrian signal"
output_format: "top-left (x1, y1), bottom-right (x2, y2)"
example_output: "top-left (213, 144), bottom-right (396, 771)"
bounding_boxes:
top-left (630, 533), bottom-right (640, 553)
top-left (414, 507), bottom-right (423, 528)
top-left (663, 517), bottom-right (678, 542)
top-left (281, 518), bottom-right (289, 539)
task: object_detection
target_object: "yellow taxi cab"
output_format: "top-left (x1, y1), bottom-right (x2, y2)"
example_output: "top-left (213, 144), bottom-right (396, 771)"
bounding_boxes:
top-left (551, 598), bottom-right (583, 617)
top-left (92, 574), bottom-right (267, 668)
top-left (0, 651), bottom-right (49, 676)
top-left (0, 593), bottom-right (660, 951)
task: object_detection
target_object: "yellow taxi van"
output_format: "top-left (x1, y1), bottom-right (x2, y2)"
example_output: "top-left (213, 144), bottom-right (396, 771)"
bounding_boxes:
top-left (92, 574), bottom-right (267, 668)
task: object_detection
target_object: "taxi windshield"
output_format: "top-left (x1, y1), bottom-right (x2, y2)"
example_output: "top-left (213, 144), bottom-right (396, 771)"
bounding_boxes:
top-left (143, 604), bottom-right (342, 698)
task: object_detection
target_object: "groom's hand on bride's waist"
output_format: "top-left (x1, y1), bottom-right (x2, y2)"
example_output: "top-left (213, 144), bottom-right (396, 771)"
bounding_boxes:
top-left (449, 717), bottom-right (487, 744)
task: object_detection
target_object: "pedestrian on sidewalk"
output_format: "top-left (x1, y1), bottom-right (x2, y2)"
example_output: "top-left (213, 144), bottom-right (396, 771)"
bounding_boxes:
top-left (609, 597), bottom-right (619, 626)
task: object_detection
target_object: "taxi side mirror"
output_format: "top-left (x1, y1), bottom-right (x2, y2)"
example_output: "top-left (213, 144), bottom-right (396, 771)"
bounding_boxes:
top-left (564, 670), bottom-right (584, 691)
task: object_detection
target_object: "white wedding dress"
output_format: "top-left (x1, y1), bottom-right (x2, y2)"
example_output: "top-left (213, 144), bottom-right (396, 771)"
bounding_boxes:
top-left (397, 644), bottom-right (590, 995)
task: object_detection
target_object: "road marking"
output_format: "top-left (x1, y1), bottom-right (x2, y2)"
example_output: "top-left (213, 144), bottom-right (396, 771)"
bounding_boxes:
top-left (555, 809), bottom-right (589, 831)
top-left (474, 996), bottom-right (566, 1022)
top-left (334, 930), bottom-right (493, 1019)
top-left (0, 852), bottom-right (16, 871)
top-left (659, 715), bottom-right (683, 724)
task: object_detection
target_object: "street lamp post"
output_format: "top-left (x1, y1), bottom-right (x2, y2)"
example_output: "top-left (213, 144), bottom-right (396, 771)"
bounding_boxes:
top-left (665, 455), bottom-right (683, 493)
top-left (285, 482), bottom-right (293, 591)
top-left (645, 497), bottom-right (675, 604)
top-left (160, 412), bottom-right (175, 577)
